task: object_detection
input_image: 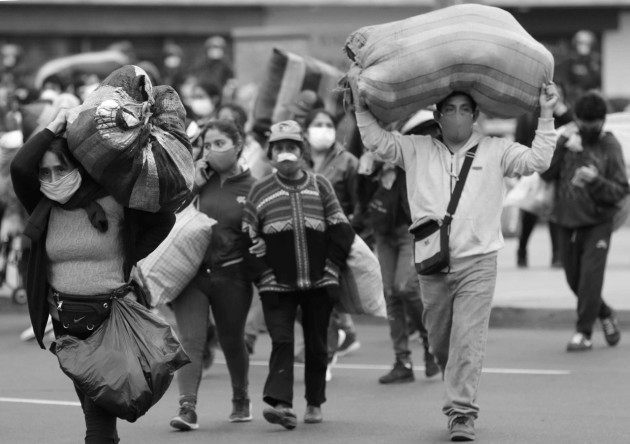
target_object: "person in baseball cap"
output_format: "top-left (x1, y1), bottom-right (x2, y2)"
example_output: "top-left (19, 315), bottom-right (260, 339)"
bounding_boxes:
top-left (267, 120), bottom-right (306, 180)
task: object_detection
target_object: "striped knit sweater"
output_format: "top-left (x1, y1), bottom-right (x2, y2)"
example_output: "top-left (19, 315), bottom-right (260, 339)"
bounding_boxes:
top-left (242, 171), bottom-right (354, 293)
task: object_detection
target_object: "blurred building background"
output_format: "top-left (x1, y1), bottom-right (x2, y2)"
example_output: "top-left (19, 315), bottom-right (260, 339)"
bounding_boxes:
top-left (1, 0), bottom-right (629, 104)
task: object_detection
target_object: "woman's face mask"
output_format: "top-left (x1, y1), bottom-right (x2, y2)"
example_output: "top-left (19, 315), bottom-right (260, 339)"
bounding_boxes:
top-left (40, 169), bottom-right (82, 204)
top-left (307, 113), bottom-right (336, 152)
top-left (190, 98), bottom-right (214, 118)
top-left (308, 127), bottom-right (336, 152)
top-left (203, 129), bottom-right (239, 174)
top-left (39, 151), bottom-right (82, 204)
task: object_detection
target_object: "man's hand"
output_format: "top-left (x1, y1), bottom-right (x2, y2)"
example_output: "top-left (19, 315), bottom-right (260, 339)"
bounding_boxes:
top-left (571, 165), bottom-right (598, 187)
top-left (46, 108), bottom-right (70, 136)
top-left (539, 82), bottom-right (559, 118)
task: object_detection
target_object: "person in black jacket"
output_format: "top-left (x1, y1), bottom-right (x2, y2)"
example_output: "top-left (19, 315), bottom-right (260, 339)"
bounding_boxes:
top-left (10, 109), bottom-right (176, 444)
top-left (541, 90), bottom-right (629, 352)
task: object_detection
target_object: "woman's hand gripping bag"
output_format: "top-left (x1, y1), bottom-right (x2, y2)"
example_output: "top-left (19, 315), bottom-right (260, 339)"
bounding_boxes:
top-left (66, 65), bottom-right (194, 212)
top-left (343, 3), bottom-right (554, 123)
top-left (53, 297), bottom-right (190, 422)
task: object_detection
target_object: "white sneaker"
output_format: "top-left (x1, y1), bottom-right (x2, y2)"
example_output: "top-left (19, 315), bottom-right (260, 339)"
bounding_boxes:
top-left (566, 332), bottom-right (593, 352)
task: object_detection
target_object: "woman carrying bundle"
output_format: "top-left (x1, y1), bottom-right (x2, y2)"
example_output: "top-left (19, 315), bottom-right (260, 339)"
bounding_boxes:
top-left (10, 109), bottom-right (176, 444)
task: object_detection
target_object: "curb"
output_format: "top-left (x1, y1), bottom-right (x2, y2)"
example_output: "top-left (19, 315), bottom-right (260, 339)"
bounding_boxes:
top-left (490, 306), bottom-right (630, 329)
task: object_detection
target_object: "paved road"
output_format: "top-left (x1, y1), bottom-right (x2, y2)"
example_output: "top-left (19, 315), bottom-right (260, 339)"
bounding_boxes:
top-left (1, 309), bottom-right (628, 444)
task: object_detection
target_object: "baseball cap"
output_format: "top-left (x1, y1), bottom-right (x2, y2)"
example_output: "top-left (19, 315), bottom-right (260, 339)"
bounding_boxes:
top-left (268, 120), bottom-right (304, 143)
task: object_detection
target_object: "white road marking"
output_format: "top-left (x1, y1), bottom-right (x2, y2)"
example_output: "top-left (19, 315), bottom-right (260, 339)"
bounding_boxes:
top-left (228, 359), bottom-right (571, 376)
top-left (0, 360), bottom-right (570, 408)
top-left (0, 397), bottom-right (80, 407)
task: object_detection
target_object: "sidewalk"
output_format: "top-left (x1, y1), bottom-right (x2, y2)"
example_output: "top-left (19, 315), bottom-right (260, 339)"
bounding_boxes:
top-left (491, 224), bottom-right (630, 328)
top-left (1, 224), bottom-right (628, 328)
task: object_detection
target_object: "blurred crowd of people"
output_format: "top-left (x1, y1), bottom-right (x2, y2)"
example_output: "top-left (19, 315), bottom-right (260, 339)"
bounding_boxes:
top-left (1, 26), bottom-right (628, 444)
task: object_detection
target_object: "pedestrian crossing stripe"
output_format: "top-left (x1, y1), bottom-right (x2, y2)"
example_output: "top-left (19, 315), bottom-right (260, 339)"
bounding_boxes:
top-left (0, 397), bottom-right (80, 407)
top-left (235, 360), bottom-right (571, 376)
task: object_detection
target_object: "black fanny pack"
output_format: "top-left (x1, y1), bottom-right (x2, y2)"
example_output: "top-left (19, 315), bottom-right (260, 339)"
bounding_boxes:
top-left (53, 284), bottom-right (134, 339)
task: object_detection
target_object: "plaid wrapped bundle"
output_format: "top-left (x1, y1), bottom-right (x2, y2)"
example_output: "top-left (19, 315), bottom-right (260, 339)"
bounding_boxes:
top-left (137, 203), bottom-right (216, 307)
top-left (344, 4), bottom-right (554, 122)
top-left (253, 48), bottom-right (344, 134)
top-left (67, 65), bottom-right (194, 212)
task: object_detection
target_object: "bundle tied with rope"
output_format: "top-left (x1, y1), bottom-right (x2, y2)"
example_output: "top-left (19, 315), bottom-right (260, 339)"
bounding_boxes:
top-left (66, 65), bottom-right (194, 213)
top-left (339, 3), bottom-right (554, 124)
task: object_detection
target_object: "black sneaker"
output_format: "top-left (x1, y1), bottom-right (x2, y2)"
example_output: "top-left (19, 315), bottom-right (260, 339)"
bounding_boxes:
top-left (262, 404), bottom-right (297, 430)
top-left (304, 405), bottom-right (323, 424)
top-left (449, 415), bottom-right (475, 441)
top-left (379, 359), bottom-right (414, 384)
top-left (424, 349), bottom-right (440, 378)
top-left (601, 316), bottom-right (621, 346)
top-left (337, 331), bottom-right (361, 357)
top-left (170, 402), bottom-right (199, 431)
top-left (229, 398), bottom-right (252, 423)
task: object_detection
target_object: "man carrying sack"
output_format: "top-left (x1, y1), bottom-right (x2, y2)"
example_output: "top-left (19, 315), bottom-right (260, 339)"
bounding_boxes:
top-left (350, 76), bottom-right (558, 440)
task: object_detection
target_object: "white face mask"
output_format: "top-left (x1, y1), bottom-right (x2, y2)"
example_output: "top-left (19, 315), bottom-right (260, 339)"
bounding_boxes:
top-left (40, 169), bottom-right (82, 204)
top-left (308, 127), bottom-right (336, 152)
top-left (190, 98), bottom-right (214, 118)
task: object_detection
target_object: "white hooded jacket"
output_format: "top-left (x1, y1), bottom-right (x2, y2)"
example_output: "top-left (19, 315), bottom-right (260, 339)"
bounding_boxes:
top-left (356, 109), bottom-right (557, 265)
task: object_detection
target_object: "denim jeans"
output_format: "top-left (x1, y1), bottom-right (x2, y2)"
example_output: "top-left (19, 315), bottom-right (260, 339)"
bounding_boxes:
top-left (171, 263), bottom-right (253, 404)
top-left (557, 222), bottom-right (614, 336)
top-left (261, 288), bottom-right (333, 408)
top-left (418, 253), bottom-right (497, 419)
top-left (375, 225), bottom-right (427, 361)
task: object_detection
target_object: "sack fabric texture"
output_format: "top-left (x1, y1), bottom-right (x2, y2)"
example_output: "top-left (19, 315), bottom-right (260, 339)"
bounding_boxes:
top-left (343, 3), bottom-right (554, 123)
top-left (53, 297), bottom-right (190, 423)
top-left (253, 48), bottom-right (344, 135)
top-left (336, 233), bottom-right (386, 318)
top-left (66, 65), bottom-right (194, 213)
top-left (137, 202), bottom-right (216, 307)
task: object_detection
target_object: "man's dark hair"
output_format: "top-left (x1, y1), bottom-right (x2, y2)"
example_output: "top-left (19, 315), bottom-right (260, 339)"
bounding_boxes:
top-left (573, 90), bottom-right (608, 121)
top-left (436, 91), bottom-right (478, 113)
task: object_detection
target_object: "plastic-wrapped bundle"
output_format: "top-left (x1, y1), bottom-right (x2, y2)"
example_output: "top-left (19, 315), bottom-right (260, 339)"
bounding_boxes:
top-left (67, 65), bottom-right (194, 212)
top-left (344, 4), bottom-right (554, 122)
top-left (253, 48), bottom-right (344, 135)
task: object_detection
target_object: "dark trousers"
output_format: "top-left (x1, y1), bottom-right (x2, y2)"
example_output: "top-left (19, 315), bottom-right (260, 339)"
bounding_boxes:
top-left (261, 288), bottom-right (333, 408)
top-left (171, 264), bottom-right (253, 404)
top-left (52, 320), bottom-right (119, 444)
top-left (558, 222), bottom-right (614, 337)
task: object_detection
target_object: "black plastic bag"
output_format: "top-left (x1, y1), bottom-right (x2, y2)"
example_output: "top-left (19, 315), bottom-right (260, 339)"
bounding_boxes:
top-left (53, 296), bottom-right (190, 422)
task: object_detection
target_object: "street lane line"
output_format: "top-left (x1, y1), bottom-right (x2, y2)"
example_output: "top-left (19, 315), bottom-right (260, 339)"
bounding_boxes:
top-left (0, 397), bottom-right (80, 407)
top-left (221, 359), bottom-right (571, 376)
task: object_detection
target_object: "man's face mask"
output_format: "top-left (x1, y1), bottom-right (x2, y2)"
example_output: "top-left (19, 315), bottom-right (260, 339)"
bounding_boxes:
top-left (271, 143), bottom-right (303, 178)
top-left (436, 97), bottom-right (476, 145)
top-left (577, 119), bottom-right (604, 145)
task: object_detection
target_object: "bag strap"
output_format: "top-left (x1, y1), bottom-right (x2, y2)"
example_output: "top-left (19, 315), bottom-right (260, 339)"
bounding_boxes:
top-left (443, 144), bottom-right (478, 225)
